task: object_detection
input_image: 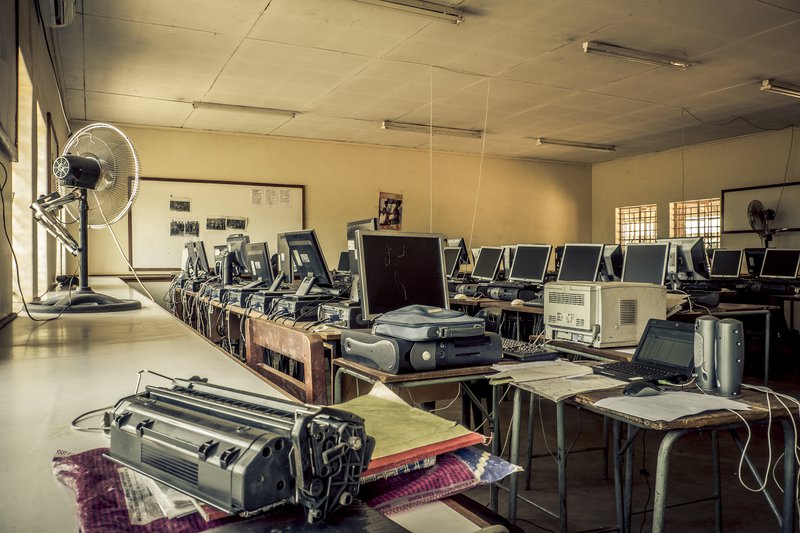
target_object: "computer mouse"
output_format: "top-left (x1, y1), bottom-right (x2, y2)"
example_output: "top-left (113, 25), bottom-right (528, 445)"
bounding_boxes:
top-left (622, 381), bottom-right (662, 397)
top-left (453, 293), bottom-right (468, 300)
top-left (511, 299), bottom-right (525, 306)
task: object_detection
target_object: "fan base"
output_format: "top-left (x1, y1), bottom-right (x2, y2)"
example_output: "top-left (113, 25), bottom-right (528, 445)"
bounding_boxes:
top-left (27, 290), bottom-right (142, 314)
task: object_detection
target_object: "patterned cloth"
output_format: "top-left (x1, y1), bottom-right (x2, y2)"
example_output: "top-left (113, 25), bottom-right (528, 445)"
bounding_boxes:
top-left (52, 448), bottom-right (236, 533)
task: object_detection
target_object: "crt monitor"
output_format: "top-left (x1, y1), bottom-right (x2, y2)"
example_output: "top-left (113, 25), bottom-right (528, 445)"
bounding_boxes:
top-left (242, 242), bottom-right (274, 285)
top-left (346, 218), bottom-right (378, 275)
top-left (444, 247), bottom-right (462, 277)
top-left (710, 249), bottom-right (743, 278)
top-left (501, 245), bottom-right (516, 275)
top-left (557, 243), bottom-right (604, 282)
top-left (471, 247), bottom-right (503, 281)
top-left (277, 233), bottom-right (294, 280)
top-left (759, 249), bottom-right (800, 279)
top-left (336, 251), bottom-right (350, 272)
top-left (600, 244), bottom-right (623, 281)
top-left (357, 231), bottom-right (448, 320)
top-left (282, 229), bottom-right (334, 288)
top-left (508, 244), bottom-right (551, 284)
top-left (657, 237), bottom-right (710, 280)
top-left (226, 234), bottom-right (250, 273)
top-left (194, 241), bottom-right (211, 274)
top-left (621, 243), bottom-right (670, 285)
top-left (744, 248), bottom-right (766, 277)
top-left (446, 237), bottom-right (471, 264)
top-left (185, 241), bottom-right (198, 275)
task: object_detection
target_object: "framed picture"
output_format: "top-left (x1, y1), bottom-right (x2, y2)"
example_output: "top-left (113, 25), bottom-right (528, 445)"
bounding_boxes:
top-left (378, 191), bottom-right (403, 230)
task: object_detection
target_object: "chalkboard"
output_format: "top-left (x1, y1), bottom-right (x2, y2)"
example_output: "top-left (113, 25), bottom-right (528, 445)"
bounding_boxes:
top-left (128, 177), bottom-right (304, 270)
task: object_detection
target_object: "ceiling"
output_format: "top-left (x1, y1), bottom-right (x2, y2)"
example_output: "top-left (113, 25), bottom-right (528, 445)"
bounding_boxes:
top-left (50, 0), bottom-right (800, 164)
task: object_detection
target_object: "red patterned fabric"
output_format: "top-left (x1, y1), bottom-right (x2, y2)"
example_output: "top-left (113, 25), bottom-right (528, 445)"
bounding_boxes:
top-left (52, 448), bottom-right (237, 533)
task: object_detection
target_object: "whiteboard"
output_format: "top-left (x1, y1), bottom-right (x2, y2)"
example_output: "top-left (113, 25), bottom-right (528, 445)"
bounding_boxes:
top-left (722, 182), bottom-right (800, 233)
top-left (129, 177), bottom-right (304, 270)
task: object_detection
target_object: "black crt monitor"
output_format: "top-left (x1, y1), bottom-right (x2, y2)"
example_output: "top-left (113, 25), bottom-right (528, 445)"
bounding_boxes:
top-left (743, 248), bottom-right (766, 277)
top-left (658, 237), bottom-right (710, 280)
top-left (557, 243), bottom-right (604, 282)
top-left (446, 237), bottom-right (471, 264)
top-left (194, 241), bottom-right (211, 274)
top-left (357, 231), bottom-right (449, 320)
top-left (444, 247), bottom-right (462, 278)
top-left (600, 244), bottom-right (624, 281)
top-left (759, 249), bottom-right (800, 279)
top-left (282, 229), bottom-right (334, 288)
top-left (242, 242), bottom-right (274, 285)
top-left (710, 249), bottom-right (743, 278)
top-left (226, 234), bottom-right (250, 273)
top-left (336, 251), bottom-right (350, 272)
top-left (508, 244), bottom-right (551, 284)
top-left (621, 243), bottom-right (670, 285)
top-left (471, 247), bottom-right (504, 281)
top-left (346, 218), bottom-right (378, 275)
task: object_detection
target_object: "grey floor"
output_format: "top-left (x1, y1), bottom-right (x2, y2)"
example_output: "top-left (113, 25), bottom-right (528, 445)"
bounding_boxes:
top-left (450, 332), bottom-right (800, 533)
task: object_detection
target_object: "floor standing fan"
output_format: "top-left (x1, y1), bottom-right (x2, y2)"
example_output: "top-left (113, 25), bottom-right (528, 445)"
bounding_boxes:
top-left (29, 123), bottom-right (142, 313)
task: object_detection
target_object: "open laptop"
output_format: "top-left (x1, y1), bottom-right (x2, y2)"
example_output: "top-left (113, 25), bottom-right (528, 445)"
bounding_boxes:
top-left (593, 319), bottom-right (695, 382)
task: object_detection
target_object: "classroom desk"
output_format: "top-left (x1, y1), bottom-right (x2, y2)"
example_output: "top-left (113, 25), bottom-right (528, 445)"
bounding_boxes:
top-left (0, 277), bottom-right (517, 533)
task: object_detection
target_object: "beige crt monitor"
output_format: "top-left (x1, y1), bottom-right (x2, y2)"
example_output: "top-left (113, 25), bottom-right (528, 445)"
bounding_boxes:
top-left (544, 281), bottom-right (667, 348)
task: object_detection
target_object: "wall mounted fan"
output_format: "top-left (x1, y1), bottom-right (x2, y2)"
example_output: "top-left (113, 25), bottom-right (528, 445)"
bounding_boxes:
top-left (747, 199), bottom-right (786, 248)
top-left (29, 123), bottom-right (142, 313)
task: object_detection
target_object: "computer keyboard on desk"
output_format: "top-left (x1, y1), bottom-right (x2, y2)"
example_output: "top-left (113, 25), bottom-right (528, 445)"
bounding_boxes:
top-left (500, 338), bottom-right (559, 362)
top-left (598, 361), bottom-right (675, 381)
top-left (522, 299), bottom-right (543, 307)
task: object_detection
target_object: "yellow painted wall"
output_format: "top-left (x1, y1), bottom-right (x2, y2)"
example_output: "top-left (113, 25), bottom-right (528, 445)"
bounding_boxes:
top-left (86, 125), bottom-right (592, 274)
top-left (591, 128), bottom-right (800, 247)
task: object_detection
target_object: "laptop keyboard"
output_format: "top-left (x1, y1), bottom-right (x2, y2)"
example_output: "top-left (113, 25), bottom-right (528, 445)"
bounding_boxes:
top-left (598, 361), bottom-right (676, 381)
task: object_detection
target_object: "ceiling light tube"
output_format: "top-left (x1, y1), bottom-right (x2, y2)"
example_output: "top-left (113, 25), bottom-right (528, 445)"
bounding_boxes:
top-left (761, 79), bottom-right (800, 99)
top-left (381, 120), bottom-right (482, 138)
top-left (192, 101), bottom-right (298, 118)
top-left (582, 41), bottom-right (691, 69)
top-left (353, 0), bottom-right (464, 24)
top-left (536, 138), bottom-right (615, 152)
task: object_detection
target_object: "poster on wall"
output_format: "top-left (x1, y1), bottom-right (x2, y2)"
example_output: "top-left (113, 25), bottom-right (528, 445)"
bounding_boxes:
top-left (378, 192), bottom-right (403, 230)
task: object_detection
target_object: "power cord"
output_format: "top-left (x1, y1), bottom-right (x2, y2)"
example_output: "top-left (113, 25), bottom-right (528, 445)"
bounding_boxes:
top-left (639, 431), bottom-right (651, 533)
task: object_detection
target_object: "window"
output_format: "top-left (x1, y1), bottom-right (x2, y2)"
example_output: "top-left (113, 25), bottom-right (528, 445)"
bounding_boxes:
top-left (616, 204), bottom-right (658, 246)
top-left (670, 198), bottom-right (721, 249)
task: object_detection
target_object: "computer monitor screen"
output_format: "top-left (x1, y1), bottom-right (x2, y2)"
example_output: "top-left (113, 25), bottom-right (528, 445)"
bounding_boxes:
top-left (446, 237), bottom-right (470, 264)
top-left (213, 245), bottom-right (227, 261)
top-left (744, 248), bottom-right (766, 277)
top-left (347, 218), bottom-right (378, 275)
top-left (194, 241), bottom-right (211, 274)
top-left (557, 244), bottom-right (604, 282)
top-left (658, 237), bottom-right (710, 280)
top-left (277, 233), bottom-right (293, 279)
top-left (226, 234), bottom-right (250, 273)
top-left (281, 230), bottom-right (334, 287)
top-left (357, 231), bottom-right (448, 320)
top-left (600, 244), bottom-right (623, 281)
top-left (759, 249), bottom-right (800, 279)
top-left (471, 247), bottom-right (503, 281)
top-left (185, 241), bottom-right (198, 274)
top-left (501, 245), bottom-right (516, 275)
top-left (621, 243), bottom-right (669, 285)
top-left (508, 245), bottom-right (551, 283)
top-left (710, 249), bottom-right (743, 278)
top-left (336, 251), bottom-right (350, 272)
top-left (243, 242), bottom-right (274, 284)
top-left (444, 247), bottom-right (462, 277)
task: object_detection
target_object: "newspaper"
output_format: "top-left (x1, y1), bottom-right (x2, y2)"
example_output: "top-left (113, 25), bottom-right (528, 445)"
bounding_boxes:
top-left (117, 467), bottom-right (164, 525)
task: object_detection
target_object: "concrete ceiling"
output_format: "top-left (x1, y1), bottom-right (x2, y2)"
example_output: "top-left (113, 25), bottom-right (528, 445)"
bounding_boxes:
top-left (52, 0), bottom-right (800, 164)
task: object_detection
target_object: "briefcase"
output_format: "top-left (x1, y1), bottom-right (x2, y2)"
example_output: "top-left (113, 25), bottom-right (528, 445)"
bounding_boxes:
top-left (372, 305), bottom-right (485, 342)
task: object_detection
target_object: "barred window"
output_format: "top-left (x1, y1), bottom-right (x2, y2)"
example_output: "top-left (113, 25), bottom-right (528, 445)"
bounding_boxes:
top-left (616, 204), bottom-right (658, 246)
top-left (670, 198), bottom-right (721, 249)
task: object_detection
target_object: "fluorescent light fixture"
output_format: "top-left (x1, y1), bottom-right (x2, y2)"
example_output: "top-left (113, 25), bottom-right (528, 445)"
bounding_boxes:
top-left (381, 120), bottom-right (482, 139)
top-left (583, 41), bottom-right (691, 69)
top-left (192, 101), bottom-right (298, 118)
top-left (535, 138), bottom-right (616, 152)
top-left (353, 0), bottom-right (464, 24)
top-left (761, 79), bottom-right (800, 99)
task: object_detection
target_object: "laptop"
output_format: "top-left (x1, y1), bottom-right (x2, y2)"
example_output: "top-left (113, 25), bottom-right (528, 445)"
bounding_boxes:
top-left (593, 319), bottom-right (695, 382)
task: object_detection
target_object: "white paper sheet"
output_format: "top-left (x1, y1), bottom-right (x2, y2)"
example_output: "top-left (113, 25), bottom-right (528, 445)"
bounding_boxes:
top-left (593, 391), bottom-right (751, 422)
top-left (490, 359), bottom-right (593, 385)
top-left (518, 374), bottom-right (626, 402)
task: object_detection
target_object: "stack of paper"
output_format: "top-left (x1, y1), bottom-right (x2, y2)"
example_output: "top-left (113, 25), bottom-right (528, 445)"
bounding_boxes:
top-left (593, 391), bottom-right (751, 422)
top-left (489, 359), bottom-right (593, 385)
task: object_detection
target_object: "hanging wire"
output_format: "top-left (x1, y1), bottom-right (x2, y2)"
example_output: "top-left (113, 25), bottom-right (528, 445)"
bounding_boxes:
top-left (467, 77), bottom-right (492, 250)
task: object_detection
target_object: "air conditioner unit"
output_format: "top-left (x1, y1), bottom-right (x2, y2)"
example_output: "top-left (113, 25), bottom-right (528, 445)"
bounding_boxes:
top-left (41, 0), bottom-right (76, 27)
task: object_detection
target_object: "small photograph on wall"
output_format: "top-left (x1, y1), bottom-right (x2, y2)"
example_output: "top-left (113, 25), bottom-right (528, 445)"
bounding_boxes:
top-left (169, 220), bottom-right (186, 237)
top-left (169, 197), bottom-right (191, 212)
top-left (185, 220), bottom-right (200, 237)
top-left (226, 217), bottom-right (247, 231)
top-left (206, 217), bottom-right (226, 231)
top-left (378, 192), bottom-right (403, 230)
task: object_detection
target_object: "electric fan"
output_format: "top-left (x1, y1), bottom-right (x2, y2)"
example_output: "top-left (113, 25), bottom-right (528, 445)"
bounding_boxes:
top-left (747, 199), bottom-right (786, 248)
top-left (29, 123), bottom-right (142, 313)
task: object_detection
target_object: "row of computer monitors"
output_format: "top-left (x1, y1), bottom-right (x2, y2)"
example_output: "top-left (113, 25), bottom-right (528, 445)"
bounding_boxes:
top-left (445, 239), bottom-right (800, 284)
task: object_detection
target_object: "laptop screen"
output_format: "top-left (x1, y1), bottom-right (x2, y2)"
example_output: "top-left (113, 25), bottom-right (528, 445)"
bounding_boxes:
top-left (633, 319), bottom-right (695, 376)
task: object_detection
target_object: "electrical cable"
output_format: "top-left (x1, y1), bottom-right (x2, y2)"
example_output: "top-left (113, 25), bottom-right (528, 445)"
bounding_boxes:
top-left (467, 77), bottom-right (492, 251)
top-left (639, 431), bottom-right (652, 533)
top-left (71, 405), bottom-right (112, 433)
top-left (775, 125), bottom-right (796, 218)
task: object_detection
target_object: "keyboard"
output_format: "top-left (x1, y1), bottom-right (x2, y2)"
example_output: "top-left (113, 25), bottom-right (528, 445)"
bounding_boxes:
top-left (522, 299), bottom-right (543, 307)
top-left (500, 338), bottom-right (559, 362)
top-left (594, 361), bottom-right (676, 382)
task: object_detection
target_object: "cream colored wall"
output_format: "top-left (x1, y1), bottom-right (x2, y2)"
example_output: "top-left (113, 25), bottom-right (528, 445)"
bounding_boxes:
top-left (592, 128), bottom-right (800, 247)
top-left (86, 126), bottom-right (592, 274)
